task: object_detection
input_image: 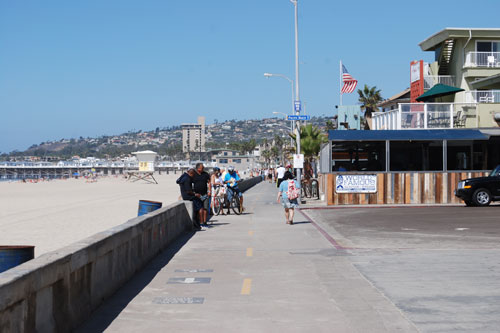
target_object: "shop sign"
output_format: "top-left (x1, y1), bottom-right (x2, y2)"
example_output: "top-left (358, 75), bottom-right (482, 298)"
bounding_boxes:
top-left (335, 174), bottom-right (377, 193)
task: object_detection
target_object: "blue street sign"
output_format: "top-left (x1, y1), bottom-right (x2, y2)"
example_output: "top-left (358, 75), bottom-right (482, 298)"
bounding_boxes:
top-left (294, 100), bottom-right (301, 112)
top-left (287, 115), bottom-right (310, 121)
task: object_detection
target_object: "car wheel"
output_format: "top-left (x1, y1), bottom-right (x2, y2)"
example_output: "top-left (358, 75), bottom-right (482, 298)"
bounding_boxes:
top-left (464, 200), bottom-right (475, 207)
top-left (472, 188), bottom-right (491, 206)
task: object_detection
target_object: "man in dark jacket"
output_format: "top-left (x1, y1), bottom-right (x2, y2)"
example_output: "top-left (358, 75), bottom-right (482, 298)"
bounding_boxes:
top-left (177, 168), bottom-right (202, 230)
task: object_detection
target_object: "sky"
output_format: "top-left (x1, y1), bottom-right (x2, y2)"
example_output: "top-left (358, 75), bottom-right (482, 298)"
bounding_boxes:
top-left (1, 0), bottom-right (499, 153)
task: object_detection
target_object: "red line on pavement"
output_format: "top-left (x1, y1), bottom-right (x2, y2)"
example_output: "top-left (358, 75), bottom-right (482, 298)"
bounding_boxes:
top-left (298, 209), bottom-right (351, 250)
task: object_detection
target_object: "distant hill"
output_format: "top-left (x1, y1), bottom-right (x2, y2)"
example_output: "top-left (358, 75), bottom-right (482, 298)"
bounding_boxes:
top-left (2, 116), bottom-right (333, 160)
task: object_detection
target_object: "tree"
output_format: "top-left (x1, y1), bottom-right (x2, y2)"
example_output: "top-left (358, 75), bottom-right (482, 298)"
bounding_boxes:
top-left (290, 123), bottom-right (327, 179)
top-left (357, 84), bottom-right (383, 130)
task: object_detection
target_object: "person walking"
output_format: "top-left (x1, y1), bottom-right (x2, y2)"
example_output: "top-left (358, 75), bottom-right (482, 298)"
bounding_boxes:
top-left (276, 165), bottom-right (287, 188)
top-left (193, 163), bottom-right (211, 226)
top-left (277, 171), bottom-right (300, 225)
top-left (177, 168), bottom-right (202, 230)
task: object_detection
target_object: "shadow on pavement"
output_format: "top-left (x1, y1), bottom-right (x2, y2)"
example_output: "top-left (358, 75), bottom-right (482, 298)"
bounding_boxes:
top-left (75, 231), bottom-right (195, 332)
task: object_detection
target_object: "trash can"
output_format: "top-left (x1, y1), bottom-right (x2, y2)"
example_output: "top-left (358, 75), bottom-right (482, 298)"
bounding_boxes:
top-left (138, 200), bottom-right (162, 216)
top-left (0, 246), bottom-right (35, 273)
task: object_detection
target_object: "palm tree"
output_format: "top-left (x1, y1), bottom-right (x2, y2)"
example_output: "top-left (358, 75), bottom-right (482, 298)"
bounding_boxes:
top-left (357, 84), bottom-right (383, 130)
top-left (290, 124), bottom-right (327, 179)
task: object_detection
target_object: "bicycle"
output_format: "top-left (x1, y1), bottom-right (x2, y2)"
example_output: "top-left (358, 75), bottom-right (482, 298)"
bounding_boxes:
top-left (226, 186), bottom-right (243, 215)
top-left (301, 180), bottom-right (312, 198)
top-left (211, 185), bottom-right (225, 216)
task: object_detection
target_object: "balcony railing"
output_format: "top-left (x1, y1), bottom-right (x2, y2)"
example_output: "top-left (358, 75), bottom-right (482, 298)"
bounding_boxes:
top-left (423, 75), bottom-right (456, 89)
top-left (372, 103), bottom-right (478, 130)
top-left (465, 90), bottom-right (500, 103)
top-left (465, 52), bottom-right (500, 68)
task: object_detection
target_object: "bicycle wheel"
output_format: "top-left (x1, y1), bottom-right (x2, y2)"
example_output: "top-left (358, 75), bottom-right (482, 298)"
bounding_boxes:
top-left (231, 195), bottom-right (242, 215)
top-left (213, 197), bottom-right (222, 216)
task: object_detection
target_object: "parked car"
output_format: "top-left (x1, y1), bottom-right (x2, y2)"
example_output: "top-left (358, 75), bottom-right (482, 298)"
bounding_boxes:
top-left (455, 165), bottom-right (500, 206)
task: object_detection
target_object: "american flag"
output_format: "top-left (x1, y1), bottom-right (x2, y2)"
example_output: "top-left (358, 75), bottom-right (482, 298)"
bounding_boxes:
top-left (341, 64), bottom-right (358, 94)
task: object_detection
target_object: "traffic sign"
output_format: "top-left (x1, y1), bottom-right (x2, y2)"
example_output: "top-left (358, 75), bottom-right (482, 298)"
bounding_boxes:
top-left (287, 115), bottom-right (310, 121)
top-left (294, 100), bottom-right (301, 112)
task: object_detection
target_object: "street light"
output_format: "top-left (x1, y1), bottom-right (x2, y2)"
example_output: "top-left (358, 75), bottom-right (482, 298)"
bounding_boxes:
top-left (264, 72), bottom-right (295, 133)
top-left (290, 0), bottom-right (302, 189)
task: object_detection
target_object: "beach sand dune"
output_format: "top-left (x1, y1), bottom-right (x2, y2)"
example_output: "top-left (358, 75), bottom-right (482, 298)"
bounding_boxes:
top-left (0, 174), bottom-right (181, 257)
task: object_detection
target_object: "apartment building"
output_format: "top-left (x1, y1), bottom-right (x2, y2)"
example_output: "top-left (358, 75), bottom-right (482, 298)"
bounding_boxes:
top-left (374, 28), bottom-right (500, 130)
top-left (182, 116), bottom-right (206, 153)
top-left (419, 28), bottom-right (500, 127)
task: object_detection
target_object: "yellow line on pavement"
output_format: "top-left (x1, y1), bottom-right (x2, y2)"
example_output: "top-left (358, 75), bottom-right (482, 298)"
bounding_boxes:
top-left (241, 278), bottom-right (252, 295)
top-left (246, 247), bottom-right (253, 257)
top-left (248, 230), bottom-right (254, 236)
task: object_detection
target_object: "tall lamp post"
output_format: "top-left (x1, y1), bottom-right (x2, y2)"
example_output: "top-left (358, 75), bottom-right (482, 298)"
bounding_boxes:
top-left (290, 0), bottom-right (302, 185)
top-left (264, 73), bottom-right (295, 134)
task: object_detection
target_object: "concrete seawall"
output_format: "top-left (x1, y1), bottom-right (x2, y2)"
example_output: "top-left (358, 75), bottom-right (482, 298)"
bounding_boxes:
top-left (0, 176), bottom-right (262, 332)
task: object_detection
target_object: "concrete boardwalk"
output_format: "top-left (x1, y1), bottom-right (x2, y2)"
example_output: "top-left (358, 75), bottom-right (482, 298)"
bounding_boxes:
top-left (78, 182), bottom-right (417, 333)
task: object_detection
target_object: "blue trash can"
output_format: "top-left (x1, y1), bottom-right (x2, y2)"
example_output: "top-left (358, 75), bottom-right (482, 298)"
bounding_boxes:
top-left (0, 246), bottom-right (35, 273)
top-left (138, 200), bottom-right (162, 216)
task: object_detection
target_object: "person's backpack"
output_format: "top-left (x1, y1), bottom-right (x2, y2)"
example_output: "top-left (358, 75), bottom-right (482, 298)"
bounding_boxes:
top-left (286, 180), bottom-right (300, 200)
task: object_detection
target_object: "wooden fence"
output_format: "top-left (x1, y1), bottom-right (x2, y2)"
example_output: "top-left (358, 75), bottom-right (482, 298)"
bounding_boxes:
top-left (323, 171), bottom-right (488, 205)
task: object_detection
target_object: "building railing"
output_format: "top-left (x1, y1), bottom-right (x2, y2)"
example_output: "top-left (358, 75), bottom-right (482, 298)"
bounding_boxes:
top-left (465, 52), bottom-right (500, 68)
top-left (465, 90), bottom-right (500, 103)
top-left (423, 75), bottom-right (456, 89)
top-left (372, 103), bottom-right (478, 130)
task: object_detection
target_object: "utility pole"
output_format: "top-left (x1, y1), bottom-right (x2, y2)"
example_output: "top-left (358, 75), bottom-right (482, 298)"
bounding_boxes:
top-left (291, 0), bottom-right (301, 184)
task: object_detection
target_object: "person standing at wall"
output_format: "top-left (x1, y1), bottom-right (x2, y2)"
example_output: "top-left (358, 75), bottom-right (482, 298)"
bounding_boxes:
top-left (177, 168), bottom-right (202, 230)
top-left (193, 163), bottom-right (211, 226)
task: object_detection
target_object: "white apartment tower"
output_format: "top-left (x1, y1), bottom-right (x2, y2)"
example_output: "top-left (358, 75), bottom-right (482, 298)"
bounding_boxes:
top-left (182, 116), bottom-right (206, 153)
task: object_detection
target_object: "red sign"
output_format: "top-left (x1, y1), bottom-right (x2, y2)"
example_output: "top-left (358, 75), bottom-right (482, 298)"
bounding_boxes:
top-left (410, 60), bottom-right (424, 103)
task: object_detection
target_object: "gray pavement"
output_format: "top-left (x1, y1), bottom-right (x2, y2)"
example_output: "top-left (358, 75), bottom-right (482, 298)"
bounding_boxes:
top-left (305, 207), bottom-right (500, 332)
top-left (78, 182), bottom-right (417, 333)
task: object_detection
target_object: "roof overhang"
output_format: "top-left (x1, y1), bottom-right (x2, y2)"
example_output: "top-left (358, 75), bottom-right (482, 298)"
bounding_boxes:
top-left (419, 28), bottom-right (500, 51)
top-left (328, 129), bottom-right (490, 142)
top-left (470, 73), bottom-right (500, 90)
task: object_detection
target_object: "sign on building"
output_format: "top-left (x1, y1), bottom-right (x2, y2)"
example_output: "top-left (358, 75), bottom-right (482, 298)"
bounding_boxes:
top-left (335, 174), bottom-right (377, 193)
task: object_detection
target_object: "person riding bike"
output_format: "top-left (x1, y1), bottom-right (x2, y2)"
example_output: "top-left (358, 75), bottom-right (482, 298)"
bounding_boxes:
top-left (224, 166), bottom-right (244, 214)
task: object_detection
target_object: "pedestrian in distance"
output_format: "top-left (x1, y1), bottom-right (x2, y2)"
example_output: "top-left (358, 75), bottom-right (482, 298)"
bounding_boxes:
top-left (176, 168), bottom-right (202, 230)
top-left (277, 171), bottom-right (300, 225)
top-left (193, 163), bottom-right (211, 226)
top-left (276, 164), bottom-right (286, 188)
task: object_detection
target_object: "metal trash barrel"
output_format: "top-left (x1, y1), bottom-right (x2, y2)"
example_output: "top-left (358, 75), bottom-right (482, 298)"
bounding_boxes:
top-left (0, 246), bottom-right (35, 273)
top-left (138, 200), bottom-right (162, 216)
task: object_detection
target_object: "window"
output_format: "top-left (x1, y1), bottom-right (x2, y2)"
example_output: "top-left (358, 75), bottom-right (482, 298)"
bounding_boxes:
top-left (332, 141), bottom-right (386, 171)
top-left (477, 41), bottom-right (500, 52)
top-left (219, 159), bottom-right (228, 164)
top-left (224, 152), bottom-right (228, 156)
top-left (390, 141), bottom-right (443, 171)
top-left (233, 159), bottom-right (241, 164)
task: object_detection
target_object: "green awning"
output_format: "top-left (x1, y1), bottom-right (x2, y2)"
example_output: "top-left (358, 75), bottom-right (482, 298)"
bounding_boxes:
top-left (416, 83), bottom-right (464, 102)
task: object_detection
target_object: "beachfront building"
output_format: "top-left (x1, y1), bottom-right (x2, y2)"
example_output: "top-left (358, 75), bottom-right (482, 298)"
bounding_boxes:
top-left (181, 116), bottom-right (206, 154)
top-left (373, 28), bottom-right (500, 130)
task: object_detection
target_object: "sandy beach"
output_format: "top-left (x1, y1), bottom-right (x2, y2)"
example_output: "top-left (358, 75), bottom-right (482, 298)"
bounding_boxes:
top-left (0, 174), bottom-right (182, 257)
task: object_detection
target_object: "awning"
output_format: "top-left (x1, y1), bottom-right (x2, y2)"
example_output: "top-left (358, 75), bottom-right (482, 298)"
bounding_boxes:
top-left (328, 129), bottom-right (490, 141)
top-left (416, 84), bottom-right (464, 102)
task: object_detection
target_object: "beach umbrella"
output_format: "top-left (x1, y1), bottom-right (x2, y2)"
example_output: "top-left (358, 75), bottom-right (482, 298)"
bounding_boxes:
top-left (416, 84), bottom-right (464, 102)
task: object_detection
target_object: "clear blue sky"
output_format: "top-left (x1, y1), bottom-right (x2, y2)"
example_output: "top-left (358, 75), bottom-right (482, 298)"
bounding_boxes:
top-left (1, 0), bottom-right (499, 153)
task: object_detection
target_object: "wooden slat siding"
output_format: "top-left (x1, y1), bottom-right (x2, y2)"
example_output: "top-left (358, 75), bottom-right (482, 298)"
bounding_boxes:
top-left (405, 173), bottom-right (411, 204)
top-left (435, 173), bottom-right (442, 204)
top-left (411, 173), bottom-right (418, 204)
top-left (377, 174), bottom-right (385, 204)
top-left (369, 193), bottom-right (377, 204)
top-left (418, 173), bottom-right (424, 204)
top-left (327, 174), bottom-right (334, 205)
top-left (385, 173), bottom-right (392, 204)
top-left (360, 193), bottom-right (367, 205)
top-left (442, 173), bottom-right (448, 203)
top-left (394, 173), bottom-right (401, 204)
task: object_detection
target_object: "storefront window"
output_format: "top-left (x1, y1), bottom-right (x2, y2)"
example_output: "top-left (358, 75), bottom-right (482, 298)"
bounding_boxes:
top-left (332, 141), bottom-right (386, 171)
top-left (390, 141), bottom-right (443, 171)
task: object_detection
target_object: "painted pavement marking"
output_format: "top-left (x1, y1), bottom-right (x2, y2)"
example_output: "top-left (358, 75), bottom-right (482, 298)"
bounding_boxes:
top-left (241, 278), bottom-right (252, 295)
top-left (152, 297), bottom-right (204, 304)
top-left (167, 277), bottom-right (211, 284)
top-left (174, 269), bottom-right (214, 273)
top-left (248, 230), bottom-right (254, 236)
top-left (246, 247), bottom-right (253, 257)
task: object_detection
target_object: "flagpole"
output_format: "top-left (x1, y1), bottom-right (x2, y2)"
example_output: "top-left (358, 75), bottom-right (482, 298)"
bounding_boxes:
top-left (339, 60), bottom-right (343, 106)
